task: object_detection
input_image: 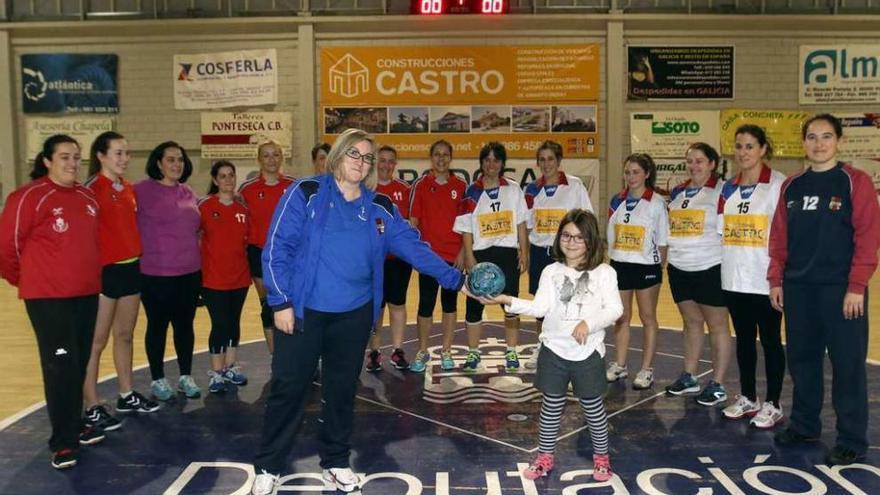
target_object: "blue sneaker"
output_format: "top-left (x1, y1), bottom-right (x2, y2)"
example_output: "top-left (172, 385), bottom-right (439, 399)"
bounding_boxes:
top-left (696, 380), bottom-right (727, 406)
top-left (222, 364), bottom-right (248, 385)
top-left (505, 350), bottom-right (520, 371)
top-left (409, 350), bottom-right (430, 373)
top-left (665, 372), bottom-right (699, 396)
top-left (208, 371), bottom-right (227, 394)
top-left (178, 375), bottom-right (202, 399)
top-left (440, 350), bottom-right (456, 371)
top-left (462, 351), bottom-right (481, 372)
top-left (150, 378), bottom-right (174, 402)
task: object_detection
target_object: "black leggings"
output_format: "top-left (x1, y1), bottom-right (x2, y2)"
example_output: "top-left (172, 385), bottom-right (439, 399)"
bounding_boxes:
top-left (203, 287), bottom-right (248, 354)
top-left (141, 271), bottom-right (201, 380)
top-left (417, 262), bottom-right (458, 317)
top-left (723, 290), bottom-right (785, 404)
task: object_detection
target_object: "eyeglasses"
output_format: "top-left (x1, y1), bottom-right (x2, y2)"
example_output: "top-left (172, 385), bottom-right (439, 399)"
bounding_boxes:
top-left (560, 232), bottom-right (585, 244)
top-left (344, 148), bottom-right (376, 166)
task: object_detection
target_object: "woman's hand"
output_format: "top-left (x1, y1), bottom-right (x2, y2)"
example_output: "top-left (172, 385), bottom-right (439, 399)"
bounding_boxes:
top-left (843, 292), bottom-right (864, 320)
top-left (769, 287), bottom-right (784, 312)
top-left (518, 248), bottom-right (529, 274)
top-left (463, 251), bottom-right (477, 272)
top-left (572, 320), bottom-right (590, 345)
top-left (274, 308), bottom-right (295, 334)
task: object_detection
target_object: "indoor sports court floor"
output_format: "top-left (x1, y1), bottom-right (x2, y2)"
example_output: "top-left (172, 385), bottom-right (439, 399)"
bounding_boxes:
top-left (0, 279), bottom-right (878, 494)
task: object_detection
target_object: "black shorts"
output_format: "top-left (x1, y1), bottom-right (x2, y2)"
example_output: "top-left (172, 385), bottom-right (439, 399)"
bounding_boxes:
top-left (101, 260), bottom-right (141, 299)
top-left (382, 257), bottom-right (412, 306)
top-left (247, 244), bottom-right (263, 278)
top-left (465, 246), bottom-right (520, 324)
top-left (667, 263), bottom-right (724, 307)
top-left (529, 244), bottom-right (554, 295)
top-left (535, 346), bottom-right (607, 398)
top-left (610, 260), bottom-right (662, 291)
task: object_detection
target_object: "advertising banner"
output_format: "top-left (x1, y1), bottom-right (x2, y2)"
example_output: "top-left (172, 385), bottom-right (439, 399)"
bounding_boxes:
top-left (720, 109), bottom-right (810, 158)
top-left (800, 45), bottom-right (880, 104)
top-left (25, 117), bottom-right (114, 160)
top-left (174, 49), bottom-right (278, 110)
top-left (630, 111), bottom-right (720, 158)
top-left (320, 45), bottom-right (600, 159)
top-left (200, 112), bottom-right (292, 159)
top-left (627, 46), bottom-right (734, 100)
top-left (22, 54), bottom-right (118, 114)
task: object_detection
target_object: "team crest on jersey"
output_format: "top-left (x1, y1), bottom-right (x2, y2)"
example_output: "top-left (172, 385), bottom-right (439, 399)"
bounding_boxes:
top-left (212, 211), bottom-right (221, 219)
top-left (258, 191), bottom-right (266, 199)
top-left (86, 204), bottom-right (97, 217)
top-left (829, 196), bottom-right (842, 211)
top-left (52, 216), bottom-right (69, 233)
top-left (375, 218), bottom-right (385, 234)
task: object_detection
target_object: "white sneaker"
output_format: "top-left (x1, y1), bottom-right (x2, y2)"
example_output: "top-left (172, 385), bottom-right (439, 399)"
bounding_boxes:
top-left (632, 368), bottom-right (654, 390)
top-left (524, 343), bottom-right (541, 370)
top-left (606, 361), bottom-right (628, 382)
top-left (722, 395), bottom-right (761, 420)
top-left (323, 467), bottom-right (362, 493)
top-left (750, 402), bottom-right (784, 429)
top-left (251, 470), bottom-right (279, 495)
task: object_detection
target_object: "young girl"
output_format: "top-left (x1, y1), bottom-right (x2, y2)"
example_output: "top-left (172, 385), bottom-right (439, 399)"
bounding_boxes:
top-left (477, 209), bottom-right (623, 482)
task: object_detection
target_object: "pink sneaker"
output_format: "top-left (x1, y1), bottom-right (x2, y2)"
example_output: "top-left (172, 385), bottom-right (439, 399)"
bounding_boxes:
top-left (593, 453), bottom-right (613, 482)
top-left (522, 452), bottom-right (554, 480)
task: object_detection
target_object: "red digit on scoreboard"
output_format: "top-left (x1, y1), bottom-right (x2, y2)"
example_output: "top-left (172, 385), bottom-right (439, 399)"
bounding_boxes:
top-left (420, 0), bottom-right (442, 14)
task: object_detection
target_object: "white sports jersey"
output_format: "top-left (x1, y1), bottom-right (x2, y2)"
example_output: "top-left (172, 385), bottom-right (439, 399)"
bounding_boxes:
top-left (454, 177), bottom-right (528, 251)
top-left (667, 176), bottom-right (723, 271)
top-left (607, 188), bottom-right (668, 265)
top-left (525, 173), bottom-right (594, 247)
top-left (717, 165), bottom-right (786, 295)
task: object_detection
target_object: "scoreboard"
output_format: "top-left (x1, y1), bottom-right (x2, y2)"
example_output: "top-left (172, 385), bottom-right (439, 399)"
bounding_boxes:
top-left (411, 0), bottom-right (510, 14)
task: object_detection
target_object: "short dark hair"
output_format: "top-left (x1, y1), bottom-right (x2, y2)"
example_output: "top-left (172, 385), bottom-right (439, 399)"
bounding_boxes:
top-left (479, 141), bottom-right (507, 169)
top-left (88, 131), bottom-right (125, 177)
top-left (623, 153), bottom-right (657, 190)
top-left (430, 139), bottom-right (453, 158)
top-left (207, 160), bottom-right (236, 195)
top-left (31, 134), bottom-right (80, 180)
top-left (145, 141), bottom-right (193, 183)
top-left (537, 140), bottom-right (563, 162)
top-left (735, 124), bottom-right (774, 160)
top-left (311, 142), bottom-right (331, 161)
top-left (378, 145), bottom-right (398, 158)
top-left (551, 209), bottom-right (604, 272)
top-left (802, 113), bottom-right (843, 140)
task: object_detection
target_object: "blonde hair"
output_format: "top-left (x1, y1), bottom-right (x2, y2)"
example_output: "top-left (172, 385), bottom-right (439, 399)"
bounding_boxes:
top-left (257, 140), bottom-right (284, 159)
top-left (326, 128), bottom-right (377, 190)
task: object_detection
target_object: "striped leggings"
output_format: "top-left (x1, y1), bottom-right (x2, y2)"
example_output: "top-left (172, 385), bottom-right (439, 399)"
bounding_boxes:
top-left (538, 394), bottom-right (609, 455)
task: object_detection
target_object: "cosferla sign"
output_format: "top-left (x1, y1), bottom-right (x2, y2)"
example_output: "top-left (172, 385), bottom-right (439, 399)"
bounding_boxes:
top-left (320, 45), bottom-right (600, 105)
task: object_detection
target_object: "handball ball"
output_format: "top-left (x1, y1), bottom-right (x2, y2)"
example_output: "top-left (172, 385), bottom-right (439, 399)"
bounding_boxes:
top-left (468, 262), bottom-right (506, 298)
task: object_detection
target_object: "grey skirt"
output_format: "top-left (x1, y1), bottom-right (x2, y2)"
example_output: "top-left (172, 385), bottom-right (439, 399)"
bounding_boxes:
top-left (535, 345), bottom-right (607, 398)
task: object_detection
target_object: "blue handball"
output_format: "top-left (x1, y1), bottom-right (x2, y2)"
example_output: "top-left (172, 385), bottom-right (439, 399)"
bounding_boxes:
top-left (468, 262), bottom-right (506, 298)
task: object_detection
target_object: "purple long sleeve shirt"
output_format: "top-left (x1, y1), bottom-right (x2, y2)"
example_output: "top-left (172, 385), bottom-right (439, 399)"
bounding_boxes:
top-left (134, 179), bottom-right (201, 276)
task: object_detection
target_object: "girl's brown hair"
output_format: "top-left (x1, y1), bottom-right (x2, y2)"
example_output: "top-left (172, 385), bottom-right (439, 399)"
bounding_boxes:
top-left (551, 209), bottom-right (604, 271)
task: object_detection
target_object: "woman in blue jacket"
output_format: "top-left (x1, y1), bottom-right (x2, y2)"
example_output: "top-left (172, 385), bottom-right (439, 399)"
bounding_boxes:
top-left (251, 128), bottom-right (465, 495)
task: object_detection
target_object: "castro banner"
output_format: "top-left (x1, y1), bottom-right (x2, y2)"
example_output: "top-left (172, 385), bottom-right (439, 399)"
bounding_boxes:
top-left (25, 117), bottom-right (114, 160)
top-left (21, 54), bottom-right (118, 114)
top-left (174, 49), bottom-right (277, 110)
top-left (630, 111), bottom-right (720, 158)
top-left (720, 109), bottom-right (810, 158)
top-left (319, 45), bottom-right (600, 159)
top-left (201, 112), bottom-right (292, 159)
top-left (800, 45), bottom-right (880, 104)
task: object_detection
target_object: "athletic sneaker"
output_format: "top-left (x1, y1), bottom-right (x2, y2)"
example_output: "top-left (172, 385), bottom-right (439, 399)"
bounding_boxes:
top-left (151, 378), bottom-right (174, 402)
top-left (51, 448), bottom-right (77, 470)
top-left (825, 446), bottom-right (867, 466)
top-left (208, 370), bottom-right (228, 394)
top-left (505, 349), bottom-right (520, 371)
top-left (222, 364), bottom-right (248, 386)
top-left (750, 402), bottom-right (784, 429)
top-left (592, 453), bottom-right (613, 482)
top-left (322, 467), bottom-right (362, 493)
top-left (522, 452), bottom-right (554, 480)
top-left (79, 423), bottom-right (105, 446)
top-left (440, 350), bottom-right (456, 371)
top-left (722, 395), bottom-right (761, 419)
top-left (409, 350), bottom-right (430, 373)
top-left (632, 368), bottom-right (654, 390)
top-left (84, 405), bottom-right (121, 431)
top-left (251, 469), bottom-right (279, 495)
top-left (117, 390), bottom-right (160, 413)
top-left (462, 350), bottom-right (481, 372)
top-left (695, 381), bottom-right (727, 406)
top-left (390, 348), bottom-right (409, 370)
top-left (606, 361), bottom-right (628, 382)
top-left (665, 372), bottom-right (700, 396)
top-left (365, 350), bottom-right (382, 372)
top-left (178, 375), bottom-right (202, 399)
top-left (525, 343), bottom-right (541, 369)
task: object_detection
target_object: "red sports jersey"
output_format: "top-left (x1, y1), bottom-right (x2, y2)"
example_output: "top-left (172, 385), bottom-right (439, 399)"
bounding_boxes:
top-left (238, 174), bottom-right (294, 248)
top-left (409, 172), bottom-right (466, 262)
top-left (377, 178), bottom-right (411, 219)
top-left (0, 177), bottom-right (101, 299)
top-left (199, 195), bottom-right (251, 290)
top-left (84, 173), bottom-right (141, 266)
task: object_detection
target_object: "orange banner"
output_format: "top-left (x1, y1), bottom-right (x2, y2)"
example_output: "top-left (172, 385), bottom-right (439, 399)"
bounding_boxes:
top-left (321, 45), bottom-right (600, 105)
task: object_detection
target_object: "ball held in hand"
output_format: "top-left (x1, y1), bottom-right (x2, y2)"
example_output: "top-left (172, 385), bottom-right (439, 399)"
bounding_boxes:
top-left (467, 262), bottom-right (506, 298)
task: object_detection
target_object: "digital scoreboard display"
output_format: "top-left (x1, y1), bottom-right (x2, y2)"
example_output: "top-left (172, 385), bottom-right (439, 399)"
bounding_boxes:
top-left (411, 0), bottom-right (510, 15)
